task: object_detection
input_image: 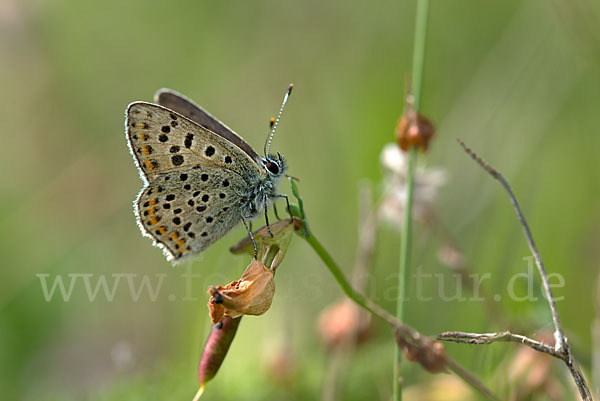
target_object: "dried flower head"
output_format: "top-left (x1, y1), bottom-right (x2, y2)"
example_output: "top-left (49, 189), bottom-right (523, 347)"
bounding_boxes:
top-left (396, 94), bottom-right (435, 152)
top-left (261, 340), bottom-right (296, 385)
top-left (379, 143), bottom-right (446, 227)
top-left (207, 218), bottom-right (299, 324)
top-left (208, 259), bottom-right (275, 324)
top-left (437, 243), bottom-right (467, 271)
top-left (395, 330), bottom-right (447, 373)
top-left (317, 298), bottom-right (371, 349)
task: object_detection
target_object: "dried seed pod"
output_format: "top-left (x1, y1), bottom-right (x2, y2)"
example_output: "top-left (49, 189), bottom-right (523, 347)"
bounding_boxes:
top-left (195, 316), bottom-right (242, 398)
top-left (395, 329), bottom-right (447, 373)
top-left (395, 88), bottom-right (435, 152)
top-left (396, 108), bottom-right (435, 152)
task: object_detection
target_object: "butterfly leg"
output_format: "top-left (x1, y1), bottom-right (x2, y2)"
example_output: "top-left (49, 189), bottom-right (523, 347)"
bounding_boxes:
top-left (241, 216), bottom-right (258, 259)
top-left (264, 194), bottom-right (274, 237)
top-left (273, 194), bottom-right (292, 219)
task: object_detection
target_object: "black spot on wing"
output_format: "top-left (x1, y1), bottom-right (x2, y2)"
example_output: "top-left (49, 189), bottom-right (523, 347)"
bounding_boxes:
top-left (185, 133), bottom-right (194, 149)
top-left (172, 155), bottom-right (184, 166)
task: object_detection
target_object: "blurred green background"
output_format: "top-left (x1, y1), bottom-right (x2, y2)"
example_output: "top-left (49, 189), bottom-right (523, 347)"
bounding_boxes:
top-left (2, 0), bottom-right (600, 400)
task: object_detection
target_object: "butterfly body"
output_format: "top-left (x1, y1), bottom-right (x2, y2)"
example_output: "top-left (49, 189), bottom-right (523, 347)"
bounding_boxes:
top-left (125, 90), bottom-right (288, 264)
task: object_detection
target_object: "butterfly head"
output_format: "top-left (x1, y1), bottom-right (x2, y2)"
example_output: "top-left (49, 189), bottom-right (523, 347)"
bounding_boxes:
top-left (261, 152), bottom-right (286, 177)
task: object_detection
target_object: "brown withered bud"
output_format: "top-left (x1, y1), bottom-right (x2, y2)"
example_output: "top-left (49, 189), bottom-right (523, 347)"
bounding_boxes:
top-left (396, 95), bottom-right (435, 152)
top-left (208, 259), bottom-right (275, 324)
top-left (262, 342), bottom-right (297, 386)
top-left (437, 243), bottom-right (467, 271)
top-left (317, 298), bottom-right (371, 349)
top-left (395, 329), bottom-right (447, 373)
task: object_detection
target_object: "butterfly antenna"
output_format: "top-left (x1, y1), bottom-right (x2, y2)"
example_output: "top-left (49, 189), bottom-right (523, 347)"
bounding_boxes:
top-left (264, 83), bottom-right (293, 156)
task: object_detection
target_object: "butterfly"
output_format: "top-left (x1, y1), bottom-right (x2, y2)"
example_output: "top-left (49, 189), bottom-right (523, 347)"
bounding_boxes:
top-left (125, 85), bottom-right (293, 264)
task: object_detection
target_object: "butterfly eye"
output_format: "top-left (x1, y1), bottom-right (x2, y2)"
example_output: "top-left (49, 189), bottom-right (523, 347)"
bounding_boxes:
top-left (265, 160), bottom-right (280, 175)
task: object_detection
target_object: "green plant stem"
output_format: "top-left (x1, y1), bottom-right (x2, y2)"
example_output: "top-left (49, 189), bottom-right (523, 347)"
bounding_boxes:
top-left (411, 0), bottom-right (429, 112)
top-left (304, 233), bottom-right (371, 312)
top-left (393, 1), bottom-right (429, 399)
top-left (393, 146), bottom-right (418, 399)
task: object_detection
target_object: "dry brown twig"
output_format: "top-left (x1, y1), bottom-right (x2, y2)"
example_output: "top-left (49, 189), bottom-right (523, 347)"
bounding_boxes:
top-left (439, 331), bottom-right (563, 358)
top-left (439, 140), bottom-right (593, 401)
